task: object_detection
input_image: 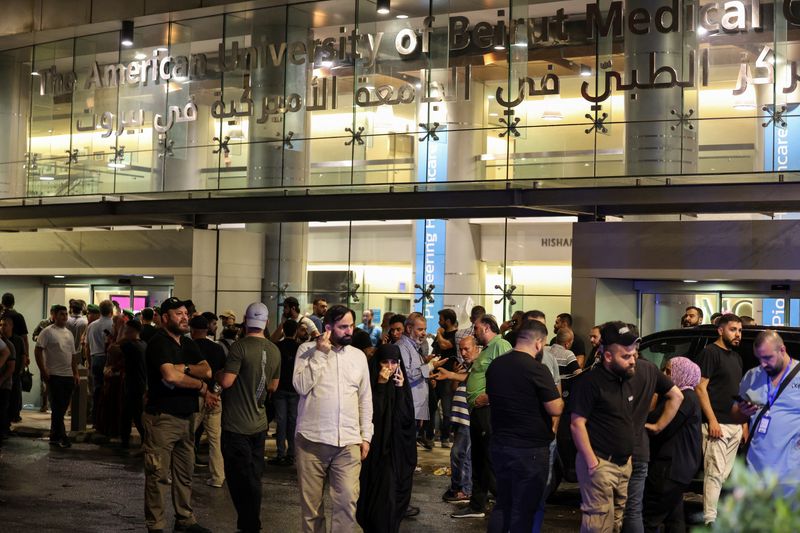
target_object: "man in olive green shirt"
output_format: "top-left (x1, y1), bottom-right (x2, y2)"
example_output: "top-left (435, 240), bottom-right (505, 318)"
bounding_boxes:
top-left (453, 315), bottom-right (512, 519)
top-left (215, 302), bottom-right (280, 533)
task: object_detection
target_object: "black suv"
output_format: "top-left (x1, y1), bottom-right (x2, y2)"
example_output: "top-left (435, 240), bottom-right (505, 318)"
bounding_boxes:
top-left (554, 324), bottom-right (800, 487)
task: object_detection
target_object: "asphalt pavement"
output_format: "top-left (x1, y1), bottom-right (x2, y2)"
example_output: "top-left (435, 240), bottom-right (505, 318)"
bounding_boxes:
top-left (0, 410), bottom-right (582, 532)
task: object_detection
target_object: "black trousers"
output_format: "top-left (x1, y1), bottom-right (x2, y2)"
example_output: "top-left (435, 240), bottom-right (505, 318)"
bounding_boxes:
top-left (8, 373), bottom-right (22, 421)
top-left (643, 460), bottom-right (688, 533)
top-left (425, 380), bottom-right (455, 442)
top-left (0, 388), bottom-right (10, 440)
top-left (48, 376), bottom-right (74, 442)
top-left (120, 388), bottom-right (145, 446)
top-left (222, 429), bottom-right (266, 533)
top-left (468, 406), bottom-right (496, 512)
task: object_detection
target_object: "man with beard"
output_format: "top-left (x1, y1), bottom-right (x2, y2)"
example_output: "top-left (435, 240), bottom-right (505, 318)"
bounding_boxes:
top-left (695, 313), bottom-right (744, 525)
top-left (570, 322), bottom-right (683, 533)
top-left (293, 305), bottom-right (373, 533)
top-left (142, 297), bottom-right (213, 533)
top-left (585, 326), bottom-right (602, 369)
top-left (733, 330), bottom-right (800, 497)
top-left (682, 306), bottom-right (703, 328)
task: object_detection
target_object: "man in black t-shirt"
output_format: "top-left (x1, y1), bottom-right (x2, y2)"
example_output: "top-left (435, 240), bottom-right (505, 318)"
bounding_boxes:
top-left (694, 313), bottom-right (744, 525)
top-left (270, 318), bottom-right (301, 466)
top-left (143, 297), bottom-right (213, 533)
top-left (140, 307), bottom-right (158, 343)
top-left (120, 320), bottom-right (146, 448)
top-left (428, 309), bottom-right (458, 447)
top-left (571, 321), bottom-right (683, 533)
top-left (486, 320), bottom-right (562, 532)
top-left (190, 314), bottom-right (227, 488)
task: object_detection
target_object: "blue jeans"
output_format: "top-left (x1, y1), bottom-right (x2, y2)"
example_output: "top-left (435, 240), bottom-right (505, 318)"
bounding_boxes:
top-left (532, 439), bottom-right (558, 532)
top-left (272, 390), bottom-right (298, 458)
top-left (450, 423), bottom-right (472, 495)
top-left (487, 442), bottom-right (550, 533)
top-left (622, 460), bottom-right (648, 533)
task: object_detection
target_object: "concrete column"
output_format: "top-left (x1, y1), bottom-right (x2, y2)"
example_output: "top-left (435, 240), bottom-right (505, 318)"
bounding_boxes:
top-left (624, 0), bottom-right (698, 176)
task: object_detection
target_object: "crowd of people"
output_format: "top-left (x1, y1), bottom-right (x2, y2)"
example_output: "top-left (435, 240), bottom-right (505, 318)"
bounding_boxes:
top-left (1, 292), bottom-right (798, 533)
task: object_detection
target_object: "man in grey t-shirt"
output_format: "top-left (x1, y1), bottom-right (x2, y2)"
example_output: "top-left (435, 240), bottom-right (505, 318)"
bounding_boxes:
top-left (215, 302), bottom-right (280, 533)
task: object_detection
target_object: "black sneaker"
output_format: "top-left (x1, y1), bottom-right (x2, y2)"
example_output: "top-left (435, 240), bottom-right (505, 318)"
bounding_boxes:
top-left (266, 456), bottom-right (285, 466)
top-left (451, 507), bottom-right (485, 519)
top-left (403, 506), bottom-right (420, 518)
top-left (416, 437), bottom-right (433, 450)
top-left (174, 522), bottom-right (212, 533)
top-left (58, 438), bottom-right (72, 448)
top-left (442, 489), bottom-right (457, 501)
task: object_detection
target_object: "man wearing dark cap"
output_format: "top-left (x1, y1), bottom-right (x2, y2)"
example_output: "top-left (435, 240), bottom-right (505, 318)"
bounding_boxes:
top-left (570, 321), bottom-right (682, 533)
top-left (189, 314), bottom-right (226, 488)
top-left (271, 296), bottom-right (319, 342)
top-left (143, 297), bottom-right (213, 533)
top-left (215, 302), bottom-right (281, 533)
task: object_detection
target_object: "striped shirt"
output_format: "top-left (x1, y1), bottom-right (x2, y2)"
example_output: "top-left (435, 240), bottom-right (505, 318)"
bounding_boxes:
top-left (451, 383), bottom-right (470, 427)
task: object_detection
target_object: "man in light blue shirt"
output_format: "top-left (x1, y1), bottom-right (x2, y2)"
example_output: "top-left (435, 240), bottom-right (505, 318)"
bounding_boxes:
top-left (733, 330), bottom-right (800, 496)
top-left (356, 309), bottom-right (381, 347)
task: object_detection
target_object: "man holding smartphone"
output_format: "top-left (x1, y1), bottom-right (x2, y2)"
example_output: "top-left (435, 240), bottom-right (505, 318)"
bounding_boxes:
top-left (732, 330), bottom-right (800, 496)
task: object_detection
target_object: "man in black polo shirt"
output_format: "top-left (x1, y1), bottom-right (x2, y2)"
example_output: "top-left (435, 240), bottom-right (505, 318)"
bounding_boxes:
top-left (143, 297), bottom-right (213, 533)
top-left (486, 320), bottom-right (562, 532)
top-left (694, 313), bottom-right (743, 525)
top-left (571, 321), bottom-right (683, 533)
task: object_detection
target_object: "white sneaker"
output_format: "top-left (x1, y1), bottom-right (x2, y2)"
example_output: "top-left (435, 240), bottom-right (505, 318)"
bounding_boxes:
top-left (205, 479), bottom-right (223, 488)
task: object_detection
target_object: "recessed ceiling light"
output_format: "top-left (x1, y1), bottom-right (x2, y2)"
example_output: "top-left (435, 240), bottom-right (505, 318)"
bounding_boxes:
top-left (54, 275), bottom-right (65, 279)
top-left (683, 280), bottom-right (698, 283)
top-left (39, 176), bottom-right (55, 181)
top-left (142, 275), bottom-right (155, 279)
top-left (396, 14), bottom-right (408, 19)
top-left (134, 52), bottom-right (147, 60)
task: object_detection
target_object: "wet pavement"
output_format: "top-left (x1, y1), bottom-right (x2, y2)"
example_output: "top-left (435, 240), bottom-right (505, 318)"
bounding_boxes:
top-left (0, 411), bottom-right (582, 532)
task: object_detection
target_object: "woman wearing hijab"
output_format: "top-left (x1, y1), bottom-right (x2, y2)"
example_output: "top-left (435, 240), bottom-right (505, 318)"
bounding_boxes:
top-left (643, 356), bottom-right (703, 533)
top-left (357, 343), bottom-right (417, 533)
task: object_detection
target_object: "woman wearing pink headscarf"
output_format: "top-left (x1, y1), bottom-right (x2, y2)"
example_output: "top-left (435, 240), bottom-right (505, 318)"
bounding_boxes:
top-left (643, 357), bottom-right (703, 532)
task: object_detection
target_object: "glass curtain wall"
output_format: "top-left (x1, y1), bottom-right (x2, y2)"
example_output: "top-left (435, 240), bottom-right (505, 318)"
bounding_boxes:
top-left (0, 0), bottom-right (798, 199)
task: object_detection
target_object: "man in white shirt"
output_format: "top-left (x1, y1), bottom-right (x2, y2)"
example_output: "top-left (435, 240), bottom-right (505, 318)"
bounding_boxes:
top-left (66, 299), bottom-right (88, 356)
top-left (293, 305), bottom-right (373, 533)
top-left (34, 305), bottom-right (79, 448)
top-left (85, 300), bottom-right (114, 424)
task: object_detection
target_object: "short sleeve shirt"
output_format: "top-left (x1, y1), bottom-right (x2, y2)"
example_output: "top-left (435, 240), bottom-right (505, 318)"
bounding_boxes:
top-left (4, 309), bottom-right (28, 337)
top-left (36, 325), bottom-right (75, 377)
top-left (145, 329), bottom-right (204, 416)
top-left (221, 336), bottom-right (281, 435)
top-left (697, 343), bottom-right (743, 424)
top-left (195, 337), bottom-right (226, 385)
top-left (630, 358), bottom-right (675, 461)
top-left (486, 350), bottom-right (560, 448)
top-left (740, 361), bottom-right (800, 492)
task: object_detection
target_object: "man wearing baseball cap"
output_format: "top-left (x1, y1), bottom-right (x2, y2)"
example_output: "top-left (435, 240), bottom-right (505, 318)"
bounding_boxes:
top-left (270, 296), bottom-right (319, 343)
top-left (215, 302), bottom-right (280, 533)
top-left (570, 321), bottom-right (682, 533)
top-left (218, 310), bottom-right (237, 328)
top-left (142, 297), bottom-right (213, 533)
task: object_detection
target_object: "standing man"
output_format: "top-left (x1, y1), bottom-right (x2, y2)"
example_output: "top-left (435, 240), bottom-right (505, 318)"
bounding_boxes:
top-left (733, 330), bottom-right (800, 496)
top-left (271, 297), bottom-right (319, 342)
top-left (119, 319), bottom-right (147, 449)
top-left (452, 315), bottom-right (512, 519)
top-left (269, 318), bottom-right (301, 466)
top-left (215, 302), bottom-right (281, 533)
top-left (570, 322), bottom-right (682, 532)
top-left (34, 305), bottom-right (78, 448)
top-left (682, 306), bottom-right (704, 328)
top-left (485, 320), bottom-right (563, 532)
top-left (585, 326), bottom-right (603, 369)
top-left (309, 298), bottom-right (327, 333)
top-left (2, 294), bottom-right (29, 400)
top-left (66, 299), bottom-right (88, 356)
top-left (430, 308), bottom-right (458, 448)
top-left (32, 305), bottom-right (56, 412)
top-left (455, 305), bottom-right (485, 346)
top-left (293, 305), bottom-right (373, 533)
top-left (140, 307), bottom-right (158, 343)
top-left (695, 313), bottom-right (743, 526)
top-left (201, 312), bottom-right (219, 340)
top-left (142, 297), bottom-right (213, 533)
top-left (551, 313), bottom-right (587, 364)
top-left (3, 313), bottom-right (26, 425)
top-left (86, 300), bottom-right (113, 424)
top-left (356, 309), bottom-right (381, 347)
top-left (219, 310), bottom-right (237, 329)
top-left (189, 315), bottom-right (227, 488)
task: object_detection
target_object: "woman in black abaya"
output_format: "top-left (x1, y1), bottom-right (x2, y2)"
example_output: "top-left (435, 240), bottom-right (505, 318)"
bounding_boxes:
top-left (357, 343), bottom-right (418, 533)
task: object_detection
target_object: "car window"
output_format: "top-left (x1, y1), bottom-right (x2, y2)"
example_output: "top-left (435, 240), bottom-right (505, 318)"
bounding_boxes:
top-left (639, 338), bottom-right (695, 370)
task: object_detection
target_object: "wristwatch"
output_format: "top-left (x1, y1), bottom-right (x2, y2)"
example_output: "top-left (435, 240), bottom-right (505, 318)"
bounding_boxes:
top-left (184, 365), bottom-right (191, 375)
top-left (212, 383), bottom-right (222, 394)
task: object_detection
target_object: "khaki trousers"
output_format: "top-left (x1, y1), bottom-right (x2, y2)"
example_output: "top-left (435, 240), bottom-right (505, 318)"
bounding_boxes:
top-left (143, 411), bottom-right (196, 530)
top-left (576, 454), bottom-right (633, 533)
top-left (198, 398), bottom-right (224, 485)
top-left (295, 433), bottom-right (361, 533)
top-left (702, 423), bottom-right (742, 523)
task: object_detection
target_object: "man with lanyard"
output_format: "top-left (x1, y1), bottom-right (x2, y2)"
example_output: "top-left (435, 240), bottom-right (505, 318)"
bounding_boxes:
top-left (733, 330), bottom-right (800, 496)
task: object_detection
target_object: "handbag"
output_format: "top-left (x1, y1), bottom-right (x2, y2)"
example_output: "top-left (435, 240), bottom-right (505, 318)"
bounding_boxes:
top-left (20, 366), bottom-right (33, 392)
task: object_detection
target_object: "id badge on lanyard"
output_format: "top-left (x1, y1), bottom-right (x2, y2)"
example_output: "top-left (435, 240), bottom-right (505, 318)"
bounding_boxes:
top-left (757, 414), bottom-right (771, 434)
